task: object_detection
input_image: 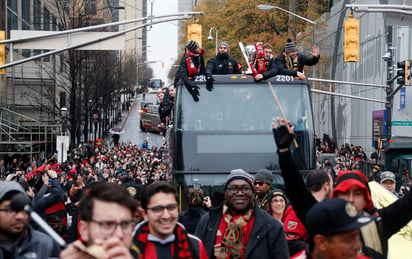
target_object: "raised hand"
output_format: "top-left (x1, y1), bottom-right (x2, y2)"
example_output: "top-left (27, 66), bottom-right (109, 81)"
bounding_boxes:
top-left (311, 45), bottom-right (320, 57)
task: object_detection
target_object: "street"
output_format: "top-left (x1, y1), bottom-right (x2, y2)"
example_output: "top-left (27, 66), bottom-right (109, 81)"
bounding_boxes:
top-left (116, 93), bottom-right (164, 148)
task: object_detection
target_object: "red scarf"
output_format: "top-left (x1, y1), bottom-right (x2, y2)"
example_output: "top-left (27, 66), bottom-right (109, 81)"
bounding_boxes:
top-left (214, 205), bottom-right (255, 259)
top-left (255, 42), bottom-right (266, 74)
top-left (185, 49), bottom-right (205, 76)
top-left (131, 221), bottom-right (195, 259)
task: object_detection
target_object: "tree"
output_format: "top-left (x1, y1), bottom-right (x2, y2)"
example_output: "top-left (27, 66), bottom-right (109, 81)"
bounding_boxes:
top-left (176, 0), bottom-right (330, 84)
top-left (43, 0), bottom-right (126, 147)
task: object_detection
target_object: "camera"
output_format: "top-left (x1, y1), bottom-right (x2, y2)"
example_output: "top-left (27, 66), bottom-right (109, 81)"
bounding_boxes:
top-left (382, 52), bottom-right (392, 61)
top-left (203, 197), bottom-right (208, 202)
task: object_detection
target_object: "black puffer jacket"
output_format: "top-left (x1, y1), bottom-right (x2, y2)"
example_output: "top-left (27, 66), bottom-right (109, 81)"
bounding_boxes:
top-left (206, 53), bottom-right (241, 76)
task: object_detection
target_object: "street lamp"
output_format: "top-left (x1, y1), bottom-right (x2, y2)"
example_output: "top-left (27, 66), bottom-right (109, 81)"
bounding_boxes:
top-left (256, 4), bottom-right (316, 46)
top-left (208, 27), bottom-right (218, 55)
top-left (60, 107), bottom-right (68, 136)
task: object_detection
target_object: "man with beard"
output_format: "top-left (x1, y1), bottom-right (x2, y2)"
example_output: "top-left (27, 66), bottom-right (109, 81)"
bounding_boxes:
top-left (205, 41), bottom-right (241, 91)
top-left (0, 181), bottom-right (60, 258)
top-left (195, 169), bottom-right (289, 258)
top-left (253, 169), bottom-right (274, 209)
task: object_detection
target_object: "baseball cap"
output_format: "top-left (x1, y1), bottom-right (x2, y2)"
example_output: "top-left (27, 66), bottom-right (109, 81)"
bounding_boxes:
top-left (380, 171), bottom-right (396, 183)
top-left (305, 198), bottom-right (374, 236)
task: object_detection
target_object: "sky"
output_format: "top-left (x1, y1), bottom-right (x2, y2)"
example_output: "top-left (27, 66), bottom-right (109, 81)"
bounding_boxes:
top-left (147, 0), bottom-right (179, 85)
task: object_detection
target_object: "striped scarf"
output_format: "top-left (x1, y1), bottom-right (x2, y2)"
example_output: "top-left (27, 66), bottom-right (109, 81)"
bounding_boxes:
top-left (131, 222), bottom-right (196, 259)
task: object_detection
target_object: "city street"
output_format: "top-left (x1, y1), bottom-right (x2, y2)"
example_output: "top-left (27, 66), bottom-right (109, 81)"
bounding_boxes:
top-left (115, 93), bottom-right (164, 148)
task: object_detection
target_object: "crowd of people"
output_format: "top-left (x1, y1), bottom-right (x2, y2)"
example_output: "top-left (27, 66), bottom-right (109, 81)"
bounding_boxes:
top-left (1, 122), bottom-right (412, 258)
top-left (1, 39), bottom-right (412, 258)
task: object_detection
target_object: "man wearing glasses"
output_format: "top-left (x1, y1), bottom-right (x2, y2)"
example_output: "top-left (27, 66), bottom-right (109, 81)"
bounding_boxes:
top-left (195, 169), bottom-right (289, 258)
top-left (0, 181), bottom-right (60, 258)
top-left (60, 182), bottom-right (137, 259)
top-left (253, 168), bottom-right (274, 209)
top-left (131, 182), bottom-right (208, 258)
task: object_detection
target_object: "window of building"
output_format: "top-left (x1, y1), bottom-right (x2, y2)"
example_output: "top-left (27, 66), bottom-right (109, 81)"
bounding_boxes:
top-left (33, 0), bottom-right (41, 30)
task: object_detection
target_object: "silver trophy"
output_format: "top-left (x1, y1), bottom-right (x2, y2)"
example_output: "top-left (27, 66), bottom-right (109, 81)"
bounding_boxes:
top-left (245, 45), bottom-right (257, 68)
top-left (238, 42), bottom-right (257, 74)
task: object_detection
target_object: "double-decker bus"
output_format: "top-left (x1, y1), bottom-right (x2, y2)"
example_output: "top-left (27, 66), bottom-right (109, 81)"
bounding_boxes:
top-left (168, 74), bottom-right (315, 208)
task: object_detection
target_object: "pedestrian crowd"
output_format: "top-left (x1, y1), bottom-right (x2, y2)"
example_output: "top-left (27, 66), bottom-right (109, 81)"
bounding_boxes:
top-left (1, 39), bottom-right (412, 258)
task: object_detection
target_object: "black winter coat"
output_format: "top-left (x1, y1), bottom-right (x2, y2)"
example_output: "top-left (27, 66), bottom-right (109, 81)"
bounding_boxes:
top-left (275, 51), bottom-right (319, 77)
top-left (194, 202), bottom-right (289, 259)
top-left (206, 53), bottom-right (241, 76)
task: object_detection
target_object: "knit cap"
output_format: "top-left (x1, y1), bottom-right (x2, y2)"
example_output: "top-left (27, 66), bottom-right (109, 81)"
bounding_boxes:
top-left (225, 169), bottom-right (254, 190)
top-left (0, 181), bottom-right (26, 202)
top-left (186, 40), bottom-right (199, 52)
top-left (219, 41), bottom-right (230, 51)
top-left (254, 169), bottom-right (274, 185)
top-left (285, 39), bottom-right (297, 53)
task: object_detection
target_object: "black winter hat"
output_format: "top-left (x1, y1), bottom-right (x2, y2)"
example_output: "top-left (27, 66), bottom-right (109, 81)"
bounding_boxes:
top-left (186, 40), bottom-right (199, 52)
top-left (285, 39), bottom-right (297, 53)
top-left (254, 169), bottom-right (274, 185)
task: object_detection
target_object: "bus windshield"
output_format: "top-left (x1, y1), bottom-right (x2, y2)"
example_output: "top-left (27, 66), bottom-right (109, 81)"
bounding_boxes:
top-left (178, 83), bottom-right (312, 132)
top-left (173, 77), bottom-right (315, 173)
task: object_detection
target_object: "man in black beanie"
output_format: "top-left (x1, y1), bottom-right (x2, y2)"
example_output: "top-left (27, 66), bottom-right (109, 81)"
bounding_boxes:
top-left (275, 39), bottom-right (320, 80)
top-left (195, 168), bottom-right (289, 258)
top-left (175, 40), bottom-right (206, 102)
top-left (253, 169), bottom-right (274, 209)
top-left (205, 41), bottom-right (241, 91)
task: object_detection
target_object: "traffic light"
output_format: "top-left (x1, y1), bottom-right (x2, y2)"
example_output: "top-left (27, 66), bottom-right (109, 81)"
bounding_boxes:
top-left (397, 60), bottom-right (410, 86)
top-left (344, 18), bottom-right (360, 62)
top-left (0, 31), bottom-right (5, 75)
top-left (187, 24), bottom-right (202, 48)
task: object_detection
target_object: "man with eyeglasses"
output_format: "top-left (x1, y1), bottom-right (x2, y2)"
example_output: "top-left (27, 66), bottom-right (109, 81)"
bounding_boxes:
top-left (253, 168), bottom-right (274, 209)
top-left (0, 181), bottom-right (61, 258)
top-left (195, 169), bottom-right (289, 258)
top-left (60, 182), bottom-right (137, 259)
top-left (131, 181), bottom-right (208, 258)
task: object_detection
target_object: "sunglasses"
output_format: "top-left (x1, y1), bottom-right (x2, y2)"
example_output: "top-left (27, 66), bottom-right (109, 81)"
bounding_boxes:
top-left (254, 181), bottom-right (265, 186)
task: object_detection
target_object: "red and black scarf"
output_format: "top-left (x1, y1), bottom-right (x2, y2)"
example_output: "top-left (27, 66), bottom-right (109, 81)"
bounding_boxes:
top-left (185, 49), bottom-right (205, 76)
top-left (131, 222), bottom-right (197, 259)
top-left (255, 42), bottom-right (266, 74)
top-left (214, 205), bottom-right (255, 259)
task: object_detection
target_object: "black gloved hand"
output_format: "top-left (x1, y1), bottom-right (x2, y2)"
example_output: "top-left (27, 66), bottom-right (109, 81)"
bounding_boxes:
top-left (206, 75), bottom-right (214, 91)
top-left (185, 81), bottom-right (200, 102)
top-left (273, 125), bottom-right (294, 150)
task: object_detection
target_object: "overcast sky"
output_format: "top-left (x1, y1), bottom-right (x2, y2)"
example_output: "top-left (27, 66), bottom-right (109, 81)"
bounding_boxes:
top-left (147, 0), bottom-right (178, 84)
